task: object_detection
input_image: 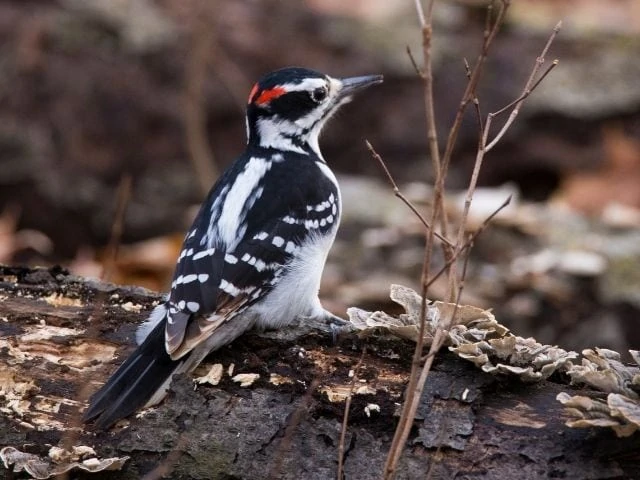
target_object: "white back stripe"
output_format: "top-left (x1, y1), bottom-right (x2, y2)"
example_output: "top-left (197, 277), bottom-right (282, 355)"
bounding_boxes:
top-left (213, 157), bottom-right (270, 249)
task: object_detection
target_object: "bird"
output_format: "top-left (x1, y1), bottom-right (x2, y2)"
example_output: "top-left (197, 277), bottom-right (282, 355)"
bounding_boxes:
top-left (83, 66), bottom-right (383, 429)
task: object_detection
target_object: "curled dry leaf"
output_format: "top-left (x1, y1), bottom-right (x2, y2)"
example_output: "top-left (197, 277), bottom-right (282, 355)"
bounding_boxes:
top-left (0, 446), bottom-right (129, 479)
top-left (347, 284), bottom-right (577, 381)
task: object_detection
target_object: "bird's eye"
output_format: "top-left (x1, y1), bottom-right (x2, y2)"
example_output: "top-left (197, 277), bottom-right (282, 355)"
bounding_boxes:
top-left (311, 87), bottom-right (328, 103)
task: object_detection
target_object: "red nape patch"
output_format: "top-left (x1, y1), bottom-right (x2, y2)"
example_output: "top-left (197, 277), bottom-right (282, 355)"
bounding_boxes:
top-left (248, 83), bottom-right (260, 104)
top-left (255, 86), bottom-right (286, 106)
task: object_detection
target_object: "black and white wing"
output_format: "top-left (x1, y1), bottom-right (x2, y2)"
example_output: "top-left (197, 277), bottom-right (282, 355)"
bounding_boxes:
top-left (163, 153), bottom-right (340, 359)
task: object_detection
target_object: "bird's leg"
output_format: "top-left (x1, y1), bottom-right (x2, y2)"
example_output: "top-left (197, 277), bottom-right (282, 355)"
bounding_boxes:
top-left (322, 310), bottom-right (354, 344)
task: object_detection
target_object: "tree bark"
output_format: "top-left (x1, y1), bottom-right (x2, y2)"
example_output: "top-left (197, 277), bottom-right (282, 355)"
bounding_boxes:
top-left (0, 265), bottom-right (638, 479)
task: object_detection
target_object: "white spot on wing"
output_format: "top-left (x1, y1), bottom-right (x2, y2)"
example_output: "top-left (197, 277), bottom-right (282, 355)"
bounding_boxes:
top-left (193, 248), bottom-right (215, 260)
top-left (220, 279), bottom-right (241, 296)
top-left (182, 274), bottom-right (198, 284)
top-left (272, 236), bottom-right (285, 248)
top-left (285, 241), bottom-right (297, 254)
top-left (187, 301), bottom-right (200, 312)
top-left (225, 254), bottom-right (238, 264)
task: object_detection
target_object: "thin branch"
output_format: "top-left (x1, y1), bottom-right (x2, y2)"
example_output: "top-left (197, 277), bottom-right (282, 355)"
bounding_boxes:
top-left (424, 0), bottom-right (436, 24)
top-left (463, 58), bottom-right (472, 79)
top-left (384, 1), bottom-right (449, 476)
top-left (490, 60), bottom-right (558, 119)
top-left (337, 347), bottom-right (367, 480)
top-left (435, 0), bottom-right (510, 301)
top-left (391, 194), bottom-right (507, 477)
top-left (485, 22), bottom-right (561, 152)
top-left (425, 196), bottom-right (511, 290)
top-left (440, 0), bottom-right (509, 177)
top-left (101, 173), bottom-right (132, 282)
top-left (269, 378), bottom-right (321, 479)
top-left (472, 97), bottom-right (484, 138)
top-left (454, 22), bottom-right (560, 269)
top-left (406, 46), bottom-right (424, 78)
top-left (415, 0), bottom-right (426, 28)
top-left (366, 141), bottom-right (453, 248)
top-left (184, 0), bottom-right (219, 195)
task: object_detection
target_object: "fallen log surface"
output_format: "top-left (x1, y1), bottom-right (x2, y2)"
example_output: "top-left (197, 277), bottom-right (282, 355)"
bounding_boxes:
top-left (0, 265), bottom-right (638, 479)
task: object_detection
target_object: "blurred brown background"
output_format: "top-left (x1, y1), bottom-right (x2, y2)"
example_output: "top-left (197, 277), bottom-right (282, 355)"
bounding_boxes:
top-left (1, 0), bottom-right (639, 353)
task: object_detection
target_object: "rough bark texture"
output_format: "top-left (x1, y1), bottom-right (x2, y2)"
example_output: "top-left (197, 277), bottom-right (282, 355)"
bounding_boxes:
top-left (0, 265), bottom-right (639, 479)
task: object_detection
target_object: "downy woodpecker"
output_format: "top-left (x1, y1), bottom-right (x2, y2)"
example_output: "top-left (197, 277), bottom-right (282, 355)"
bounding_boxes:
top-left (83, 67), bottom-right (383, 429)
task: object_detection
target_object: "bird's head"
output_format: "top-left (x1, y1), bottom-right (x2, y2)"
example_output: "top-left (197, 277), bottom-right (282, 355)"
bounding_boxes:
top-left (245, 67), bottom-right (383, 157)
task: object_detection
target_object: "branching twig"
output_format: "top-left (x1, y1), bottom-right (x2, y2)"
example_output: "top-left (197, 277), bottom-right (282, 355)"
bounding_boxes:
top-left (454, 22), bottom-right (561, 257)
top-left (366, 141), bottom-right (453, 248)
top-left (485, 21), bottom-right (562, 152)
top-left (384, 0), bottom-right (445, 476)
top-left (425, 196), bottom-right (511, 290)
top-left (382, 1), bottom-right (559, 477)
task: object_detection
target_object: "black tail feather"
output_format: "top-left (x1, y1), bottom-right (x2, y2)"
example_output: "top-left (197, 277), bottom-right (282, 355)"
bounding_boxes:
top-left (83, 318), bottom-right (185, 429)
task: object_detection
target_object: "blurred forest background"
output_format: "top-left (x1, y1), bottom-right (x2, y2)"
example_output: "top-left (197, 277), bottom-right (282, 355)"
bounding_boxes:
top-left (1, 0), bottom-right (639, 354)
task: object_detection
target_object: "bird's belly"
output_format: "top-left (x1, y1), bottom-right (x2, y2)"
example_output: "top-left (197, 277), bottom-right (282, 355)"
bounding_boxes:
top-left (250, 229), bottom-right (337, 329)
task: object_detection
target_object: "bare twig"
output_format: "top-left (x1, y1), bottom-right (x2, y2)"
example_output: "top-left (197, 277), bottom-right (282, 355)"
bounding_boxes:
top-left (485, 22), bottom-right (561, 152)
top-left (454, 22), bottom-right (561, 257)
top-left (184, 0), bottom-right (219, 195)
top-left (383, 1), bottom-right (559, 477)
top-left (463, 58), bottom-right (472, 79)
top-left (383, 1), bottom-right (444, 476)
top-left (366, 141), bottom-right (453, 247)
top-left (437, 0), bottom-right (510, 235)
top-left (490, 60), bottom-right (558, 119)
top-left (406, 46), bottom-right (423, 77)
top-left (337, 348), bottom-right (367, 480)
top-left (425, 196), bottom-right (511, 290)
top-left (269, 377), bottom-right (321, 479)
top-left (415, 0), bottom-right (426, 28)
top-left (101, 173), bottom-right (132, 282)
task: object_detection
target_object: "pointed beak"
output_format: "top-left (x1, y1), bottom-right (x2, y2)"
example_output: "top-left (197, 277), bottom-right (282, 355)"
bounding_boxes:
top-left (337, 74), bottom-right (384, 101)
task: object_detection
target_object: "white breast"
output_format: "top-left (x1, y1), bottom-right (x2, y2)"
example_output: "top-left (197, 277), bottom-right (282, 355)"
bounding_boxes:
top-left (250, 228), bottom-right (337, 330)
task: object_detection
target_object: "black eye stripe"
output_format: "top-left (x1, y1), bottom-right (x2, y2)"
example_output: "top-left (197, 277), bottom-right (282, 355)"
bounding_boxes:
top-left (269, 91), bottom-right (316, 120)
